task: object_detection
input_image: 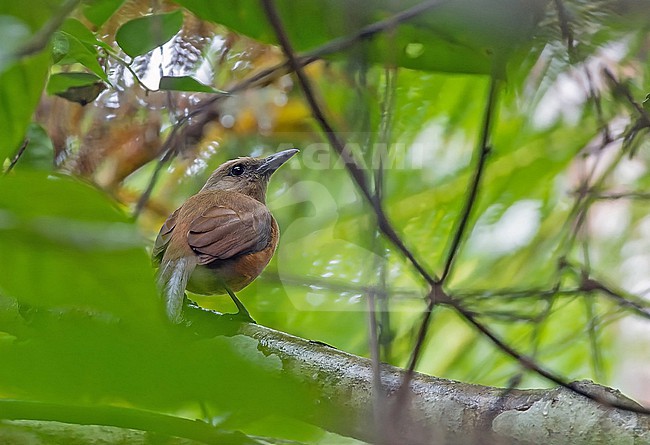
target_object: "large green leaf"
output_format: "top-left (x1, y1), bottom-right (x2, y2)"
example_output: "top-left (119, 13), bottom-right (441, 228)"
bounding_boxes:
top-left (173, 0), bottom-right (546, 74)
top-left (0, 0), bottom-right (65, 32)
top-left (54, 31), bottom-right (109, 80)
top-left (46, 72), bottom-right (103, 94)
top-left (0, 16), bottom-right (31, 72)
top-left (0, 0), bottom-right (67, 163)
top-left (83, 0), bottom-right (126, 27)
top-left (0, 52), bottom-right (50, 163)
top-left (0, 172), bottom-right (161, 325)
top-left (60, 18), bottom-right (112, 52)
top-left (115, 10), bottom-right (184, 58)
top-left (46, 72), bottom-right (106, 105)
top-left (12, 123), bottom-right (54, 171)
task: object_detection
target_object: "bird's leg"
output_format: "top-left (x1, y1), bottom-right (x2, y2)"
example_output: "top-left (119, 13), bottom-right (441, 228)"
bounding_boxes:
top-left (224, 285), bottom-right (256, 324)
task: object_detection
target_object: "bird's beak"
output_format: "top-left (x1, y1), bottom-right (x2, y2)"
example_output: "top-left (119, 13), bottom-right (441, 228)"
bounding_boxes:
top-left (257, 148), bottom-right (299, 175)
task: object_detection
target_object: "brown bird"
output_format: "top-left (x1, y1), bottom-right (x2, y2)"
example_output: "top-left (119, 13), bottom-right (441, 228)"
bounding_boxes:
top-left (152, 149), bottom-right (299, 323)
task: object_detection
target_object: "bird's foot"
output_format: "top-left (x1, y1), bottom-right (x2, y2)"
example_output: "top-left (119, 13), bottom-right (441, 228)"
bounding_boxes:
top-left (224, 286), bottom-right (257, 324)
top-left (224, 307), bottom-right (257, 324)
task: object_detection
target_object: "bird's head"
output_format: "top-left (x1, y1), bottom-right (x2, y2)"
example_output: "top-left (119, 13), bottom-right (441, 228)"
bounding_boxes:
top-left (201, 148), bottom-right (299, 202)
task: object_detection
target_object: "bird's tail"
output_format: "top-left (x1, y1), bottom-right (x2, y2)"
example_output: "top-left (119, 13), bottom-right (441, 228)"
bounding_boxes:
top-left (156, 257), bottom-right (195, 323)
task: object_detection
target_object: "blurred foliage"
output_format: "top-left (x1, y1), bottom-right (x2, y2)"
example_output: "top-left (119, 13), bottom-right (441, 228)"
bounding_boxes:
top-left (1, 0), bottom-right (650, 443)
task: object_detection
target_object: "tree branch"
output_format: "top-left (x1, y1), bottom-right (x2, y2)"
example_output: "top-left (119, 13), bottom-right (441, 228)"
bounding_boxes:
top-left (3, 307), bottom-right (648, 445)
top-left (0, 400), bottom-right (259, 445)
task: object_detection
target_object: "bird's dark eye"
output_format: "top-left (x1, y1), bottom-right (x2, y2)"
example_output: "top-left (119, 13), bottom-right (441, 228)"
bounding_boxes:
top-left (230, 164), bottom-right (245, 176)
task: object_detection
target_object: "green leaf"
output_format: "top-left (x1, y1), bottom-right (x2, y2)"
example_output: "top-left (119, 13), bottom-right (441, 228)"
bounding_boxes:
top-left (61, 18), bottom-right (100, 45)
top-left (13, 123), bottom-right (54, 171)
top-left (173, 0), bottom-right (545, 74)
top-left (54, 31), bottom-right (109, 81)
top-left (50, 32), bottom-right (70, 63)
top-left (0, 52), bottom-right (49, 163)
top-left (46, 72), bottom-right (106, 105)
top-left (158, 75), bottom-right (227, 93)
top-left (60, 18), bottom-right (112, 52)
top-left (0, 16), bottom-right (31, 72)
top-left (0, 0), bottom-right (65, 32)
top-left (115, 10), bottom-right (183, 58)
top-left (0, 172), bottom-right (162, 325)
top-left (83, 0), bottom-right (126, 27)
top-left (46, 72), bottom-right (102, 94)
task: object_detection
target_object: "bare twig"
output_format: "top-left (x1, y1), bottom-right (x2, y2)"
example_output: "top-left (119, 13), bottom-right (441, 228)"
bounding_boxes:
top-left (262, 271), bottom-right (423, 301)
top-left (553, 0), bottom-right (575, 59)
top-left (581, 276), bottom-right (650, 320)
top-left (603, 68), bottom-right (649, 121)
top-left (591, 191), bottom-right (650, 200)
top-left (4, 138), bottom-right (29, 174)
top-left (299, 0), bottom-right (449, 62)
top-left (439, 76), bottom-right (499, 283)
top-left (446, 297), bottom-right (650, 415)
top-left (395, 74), bottom-right (499, 407)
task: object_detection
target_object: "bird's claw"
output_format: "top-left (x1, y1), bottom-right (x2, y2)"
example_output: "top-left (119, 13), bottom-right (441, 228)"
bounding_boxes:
top-left (224, 309), bottom-right (257, 324)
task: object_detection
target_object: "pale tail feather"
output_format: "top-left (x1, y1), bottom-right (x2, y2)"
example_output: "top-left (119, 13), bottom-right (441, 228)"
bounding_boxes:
top-left (156, 257), bottom-right (195, 323)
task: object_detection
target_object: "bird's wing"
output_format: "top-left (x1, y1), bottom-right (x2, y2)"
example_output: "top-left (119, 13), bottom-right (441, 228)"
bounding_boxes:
top-left (187, 202), bottom-right (272, 265)
top-left (152, 208), bottom-right (179, 265)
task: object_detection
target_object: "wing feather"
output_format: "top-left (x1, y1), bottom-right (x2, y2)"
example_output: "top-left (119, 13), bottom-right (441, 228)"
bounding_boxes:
top-left (187, 202), bottom-right (272, 265)
top-left (152, 208), bottom-right (179, 265)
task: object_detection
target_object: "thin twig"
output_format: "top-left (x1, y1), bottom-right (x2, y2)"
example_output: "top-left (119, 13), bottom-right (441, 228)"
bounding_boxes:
top-left (603, 68), bottom-right (649, 121)
top-left (591, 191), bottom-right (650, 200)
top-left (457, 288), bottom-right (578, 300)
top-left (581, 276), bottom-right (650, 320)
top-left (553, 0), bottom-right (575, 59)
top-left (396, 74), bottom-right (499, 404)
top-left (299, 0), bottom-right (450, 62)
top-left (376, 66), bottom-right (397, 361)
top-left (4, 138), bottom-right (29, 174)
top-left (262, 271), bottom-right (422, 301)
top-left (439, 76), bottom-right (499, 283)
top-left (446, 298), bottom-right (650, 415)
top-left (366, 291), bottom-right (388, 444)
top-left (107, 52), bottom-right (154, 93)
